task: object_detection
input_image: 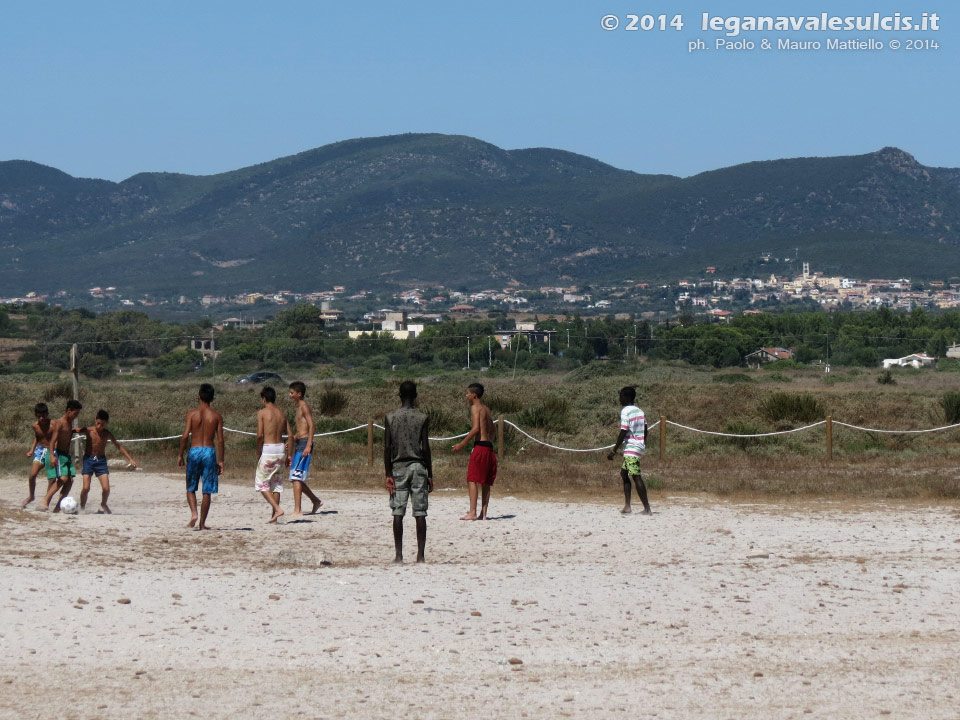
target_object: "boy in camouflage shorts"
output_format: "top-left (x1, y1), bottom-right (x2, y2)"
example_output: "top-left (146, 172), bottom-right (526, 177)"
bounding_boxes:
top-left (607, 386), bottom-right (652, 515)
top-left (384, 381), bottom-right (433, 563)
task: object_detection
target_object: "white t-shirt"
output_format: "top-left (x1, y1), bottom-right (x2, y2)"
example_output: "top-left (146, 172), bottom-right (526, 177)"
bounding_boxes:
top-left (620, 405), bottom-right (646, 457)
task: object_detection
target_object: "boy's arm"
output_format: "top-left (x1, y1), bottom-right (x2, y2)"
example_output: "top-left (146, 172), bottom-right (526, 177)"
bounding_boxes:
top-left (256, 411), bottom-right (265, 458)
top-left (383, 417), bottom-right (394, 490)
top-left (216, 414), bottom-right (225, 473)
top-left (107, 431), bottom-right (137, 468)
top-left (27, 423), bottom-right (39, 457)
top-left (453, 405), bottom-right (481, 452)
top-left (303, 402), bottom-right (315, 455)
top-left (286, 419), bottom-right (294, 465)
top-left (178, 413), bottom-right (192, 467)
top-left (421, 417), bottom-right (433, 489)
top-left (607, 429), bottom-right (629, 461)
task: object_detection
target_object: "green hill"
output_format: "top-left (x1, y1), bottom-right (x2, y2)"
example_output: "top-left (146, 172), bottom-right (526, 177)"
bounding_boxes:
top-left (2, 134), bottom-right (959, 296)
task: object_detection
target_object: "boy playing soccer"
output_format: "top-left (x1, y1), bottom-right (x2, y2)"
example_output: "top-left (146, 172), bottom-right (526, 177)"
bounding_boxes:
top-left (607, 386), bottom-right (651, 515)
top-left (256, 386), bottom-right (290, 524)
top-left (453, 382), bottom-right (497, 521)
top-left (38, 399), bottom-right (83, 512)
top-left (287, 381), bottom-right (323, 516)
top-left (177, 384), bottom-right (224, 530)
top-left (23, 403), bottom-right (51, 508)
top-left (76, 409), bottom-right (138, 514)
top-left (384, 381), bottom-right (433, 563)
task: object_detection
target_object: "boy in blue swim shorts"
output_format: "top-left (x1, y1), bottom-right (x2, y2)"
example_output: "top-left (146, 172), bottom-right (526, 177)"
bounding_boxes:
top-left (177, 384), bottom-right (224, 530)
top-left (287, 382), bottom-right (322, 516)
top-left (76, 409), bottom-right (138, 514)
top-left (23, 403), bottom-right (51, 508)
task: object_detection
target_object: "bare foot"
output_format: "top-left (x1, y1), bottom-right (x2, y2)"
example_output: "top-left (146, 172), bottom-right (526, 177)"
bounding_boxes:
top-left (36, 504), bottom-right (48, 512)
top-left (187, 516), bottom-right (198, 528)
top-left (620, 505), bottom-right (632, 514)
top-left (307, 500), bottom-right (323, 515)
top-left (289, 511), bottom-right (303, 517)
top-left (197, 524), bottom-right (209, 531)
top-left (460, 514), bottom-right (478, 521)
top-left (639, 508), bottom-right (652, 516)
top-left (21, 497), bottom-right (34, 509)
top-left (52, 504), bottom-right (61, 514)
top-left (393, 557), bottom-right (403, 564)
top-left (268, 509), bottom-right (284, 524)
top-left (100, 504), bottom-right (112, 515)
top-left (416, 556), bottom-right (425, 564)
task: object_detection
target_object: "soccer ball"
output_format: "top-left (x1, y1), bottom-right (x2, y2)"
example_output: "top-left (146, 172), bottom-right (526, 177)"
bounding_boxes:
top-left (59, 496), bottom-right (78, 514)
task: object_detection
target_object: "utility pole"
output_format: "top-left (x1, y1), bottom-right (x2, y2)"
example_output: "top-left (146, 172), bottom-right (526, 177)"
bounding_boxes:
top-left (211, 329), bottom-right (216, 378)
top-left (488, 336), bottom-right (492, 366)
top-left (466, 336), bottom-right (470, 369)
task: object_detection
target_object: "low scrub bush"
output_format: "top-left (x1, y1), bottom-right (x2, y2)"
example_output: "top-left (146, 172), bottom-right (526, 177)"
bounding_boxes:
top-left (760, 392), bottom-right (824, 426)
top-left (713, 373), bottom-right (754, 384)
top-left (318, 386), bottom-right (349, 416)
top-left (939, 391), bottom-right (960, 424)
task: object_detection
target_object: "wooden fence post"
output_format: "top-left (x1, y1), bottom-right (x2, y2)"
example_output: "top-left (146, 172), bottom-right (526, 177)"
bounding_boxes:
top-left (659, 414), bottom-right (666, 463)
top-left (367, 418), bottom-right (374, 466)
top-left (497, 416), bottom-right (504, 460)
top-left (826, 415), bottom-right (833, 461)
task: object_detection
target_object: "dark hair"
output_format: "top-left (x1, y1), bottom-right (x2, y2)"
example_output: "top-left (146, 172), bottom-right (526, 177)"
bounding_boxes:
top-left (66, 399), bottom-right (83, 412)
top-left (261, 386), bottom-right (277, 403)
top-left (619, 386), bottom-right (637, 404)
top-left (96, 409), bottom-right (109, 422)
top-left (198, 384), bottom-right (215, 403)
top-left (467, 382), bottom-right (484, 398)
top-left (398, 380), bottom-right (417, 400)
top-left (289, 381), bottom-right (307, 398)
top-left (34, 403), bottom-right (48, 415)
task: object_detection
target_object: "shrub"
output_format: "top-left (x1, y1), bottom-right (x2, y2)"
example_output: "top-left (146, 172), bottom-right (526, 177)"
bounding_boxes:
top-left (79, 354), bottom-right (115, 379)
top-left (318, 386), bottom-right (349, 416)
top-left (713, 373), bottom-right (754, 384)
top-left (760, 392), bottom-right (824, 426)
top-left (718, 421), bottom-right (766, 450)
top-left (877, 370), bottom-right (896, 385)
top-left (939, 391), bottom-right (960, 424)
top-left (515, 397), bottom-right (570, 432)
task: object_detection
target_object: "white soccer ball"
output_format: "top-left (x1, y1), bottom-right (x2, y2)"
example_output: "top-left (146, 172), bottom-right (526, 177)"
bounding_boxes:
top-left (59, 496), bottom-right (78, 514)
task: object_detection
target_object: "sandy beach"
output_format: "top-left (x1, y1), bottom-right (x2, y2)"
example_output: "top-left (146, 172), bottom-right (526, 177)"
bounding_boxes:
top-left (1, 469), bottom-right (959, 719)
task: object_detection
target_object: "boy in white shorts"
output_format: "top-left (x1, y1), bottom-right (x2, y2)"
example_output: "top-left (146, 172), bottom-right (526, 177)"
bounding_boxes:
top-left (256, 387), bottom-right (290, 524)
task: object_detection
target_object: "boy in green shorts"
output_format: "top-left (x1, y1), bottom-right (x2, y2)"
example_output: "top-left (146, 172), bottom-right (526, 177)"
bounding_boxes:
top-left (38, 399), bottom-right (83, 512)
top-left (607, 386), bottom-right (651, 515)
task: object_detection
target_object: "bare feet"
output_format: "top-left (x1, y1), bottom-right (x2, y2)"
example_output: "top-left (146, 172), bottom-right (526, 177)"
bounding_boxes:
top-left (289, 511), bottom-right (303, 517)
top-left (268, 509), bottom-right (284, 524)
top-left (21, 496), bottom-right (34, 509)
top-left (393, 557), bottom-right (404, 564)
top-left (620, 505), bottom-right (632, 514)
top-left (187, 516), bottom-right (198, 528)
top-left (197, 524), bottom-right (209, 531)
top-left (460, 514), bottom-right (477, 521)
top-left (36, 504), bottom-right (48, 512)
top-left (100, 504), bottom-right (112, 515)
top-left (639, 508), bottom-right (652, 516)
top-left (416, 556), bottom-right (425, 563)
top-left (307, 499), bottom-right (323, 515)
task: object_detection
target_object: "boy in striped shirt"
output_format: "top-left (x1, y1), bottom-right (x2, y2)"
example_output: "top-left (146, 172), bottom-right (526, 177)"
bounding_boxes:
top-left (607, 386), bottom-right (651, 515)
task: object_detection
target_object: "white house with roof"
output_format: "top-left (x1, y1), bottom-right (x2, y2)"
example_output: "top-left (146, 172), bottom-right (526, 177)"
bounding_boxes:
top-left (882, 353), bottom-right (937, 369)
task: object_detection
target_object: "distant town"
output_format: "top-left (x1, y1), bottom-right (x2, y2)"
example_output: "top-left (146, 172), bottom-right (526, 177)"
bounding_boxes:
top-left (5, 260), bottom-right (960, 329)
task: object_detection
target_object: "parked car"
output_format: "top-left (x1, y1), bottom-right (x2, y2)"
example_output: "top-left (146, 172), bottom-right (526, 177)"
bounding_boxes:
top-left (236, 371), bottom-right (283, 385)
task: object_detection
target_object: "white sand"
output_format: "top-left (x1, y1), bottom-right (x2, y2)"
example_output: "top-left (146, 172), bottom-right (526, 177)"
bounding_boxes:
top-left (1, 471), bottom-right (959, 719)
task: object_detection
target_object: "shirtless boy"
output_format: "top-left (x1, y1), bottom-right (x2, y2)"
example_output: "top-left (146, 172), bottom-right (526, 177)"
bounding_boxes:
top-left (256, 386), bottom-right (290, 524)
top-left (453, 382), bottom-right (497, 520)
top-left (39, 400), bottom-right (83, 512)
top-left (76, 409), bottom-right (138, 514)
top-left (287, 381), bottom-right (322, 516)
top-left (23, 403), bottom-right (51, 508)
top-left (607, 386), bottom-right (651, 515)
top-left (177, 384), bottom-right (224, 530)
top-left (384, 380), bottom-right (433, 563)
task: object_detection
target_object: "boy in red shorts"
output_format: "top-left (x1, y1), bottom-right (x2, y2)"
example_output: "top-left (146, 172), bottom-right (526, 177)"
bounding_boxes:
top-left (453, 382), bottom-right (496, 520)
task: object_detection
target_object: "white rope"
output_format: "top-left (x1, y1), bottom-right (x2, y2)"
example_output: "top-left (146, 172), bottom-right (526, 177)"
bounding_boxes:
top-left (502, 420), bottom-right (615, 453)
top-left (832, 420), bottom-right (960, 435)
top-left (373, 421), bottom-right (469, 442)
top-left (116, 434), bottom-right (182, 443)
top-left (666, 419), bottom-right (826, 438)
top-left (223, 425), bottom-right (369, 438)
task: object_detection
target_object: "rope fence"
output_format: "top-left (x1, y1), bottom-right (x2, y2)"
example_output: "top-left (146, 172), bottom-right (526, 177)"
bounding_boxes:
top-left (110, 415), bottom-right (960, 464)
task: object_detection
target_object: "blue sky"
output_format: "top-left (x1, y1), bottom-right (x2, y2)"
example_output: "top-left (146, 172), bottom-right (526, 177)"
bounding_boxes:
top-left (1, 1), bottom-right (954, 181)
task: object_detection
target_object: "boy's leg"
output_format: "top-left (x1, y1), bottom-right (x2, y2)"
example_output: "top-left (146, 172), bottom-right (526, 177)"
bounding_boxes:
top-left (198, 493), bottom-right (211, 530)
top-left (393, 516), bottom-right (404, 563)
top-left (480, 484), bottom-right (491, 520)
top-left (80, 474), bottom-right (93, 509)
top-left (632, 472), bottom-right (651, 514)
top-left (415, 517), bottom-right (426, 563)
top-left (260, 490), bottom-right (284, 523)
top-left (97, 474), bottom-right (111, 513)
top-left (461, 482), bottom-right (479, 520)
top-left (620, 468), bottom-right (633, 514)
top-left (300, 482), bottom-right (322, 514)
top-left (23, 461), bottom-right (43, 507)
top-left (186, 491), bottom-right (198, 527)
